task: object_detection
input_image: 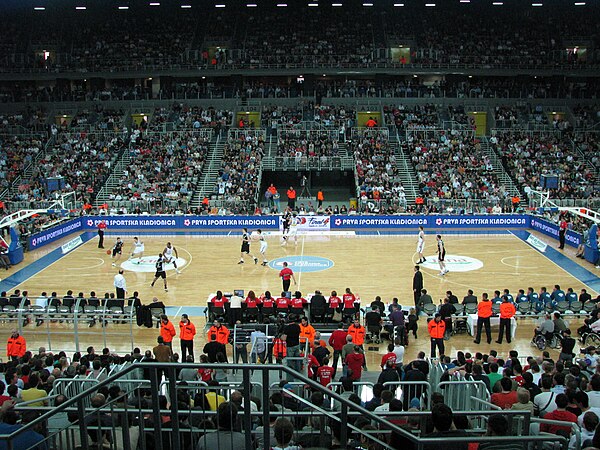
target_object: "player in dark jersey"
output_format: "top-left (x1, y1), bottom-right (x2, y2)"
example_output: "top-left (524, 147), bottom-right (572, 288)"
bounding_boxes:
top-left (436, 234), bottom-right (448, 276)
top-left (239, 228), bottom-right (257, 264)
top-left (111, 238), bottom-right (124, 267)
top-left (281, 209), bottom-right (292, 245)
top-left (151, 253), bottom-right (168, 292)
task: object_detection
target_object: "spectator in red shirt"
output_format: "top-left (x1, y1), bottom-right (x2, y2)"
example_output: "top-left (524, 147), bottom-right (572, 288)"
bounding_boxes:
top-left (290, 291), bottom-right (306, 314)
top-left (276, 292), bottom-right (290, 311)
top-left (328, 323), bottom-right (347, 378)
top-left (329, 290), bottom-right (342, 312)
top-left (381, 344), bottom-right (397, 369)
top-left (345, 345), bottom-right (366, 381)
top-left (317, 357), bottom-right (335, 388)
top-left (491, 377), bottom-right (518, 410)
top-left (540, 393), bottom-right (578, 435)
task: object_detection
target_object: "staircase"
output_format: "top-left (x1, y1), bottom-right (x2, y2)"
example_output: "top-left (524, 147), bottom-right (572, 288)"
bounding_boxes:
top-left (390, 134), bottom-right (419, 205)
top-left (479, 136), bottom-right (523, 199)
top-left (191, 134), bottom-right (224, 208)
top-left (94, 145), bottom-right (132, 206)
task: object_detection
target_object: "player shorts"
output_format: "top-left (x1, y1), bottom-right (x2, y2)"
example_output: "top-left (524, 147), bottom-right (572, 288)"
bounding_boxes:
top-left (241, 242), bottom-right (250, 254)
top-left (438, 252), bottom-right (446, 262)
top-left (163, 255), bottom-right (174, 264)
top-left (416, 242), bottom-right (424, 253)
top-left (133, 245), bottom-right (145, 254)
top-left (260, 241), bottom-right (268, 253)
top-left (289, 227), bottom-right (298, 237)
top-left (112, 249), bottom-right (122, 257)
top-left (155, 270), bottom-right (166, 279)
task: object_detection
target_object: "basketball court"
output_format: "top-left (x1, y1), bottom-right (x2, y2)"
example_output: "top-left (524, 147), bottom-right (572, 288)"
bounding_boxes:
top-left (1, 227), bottom-right (598, 365)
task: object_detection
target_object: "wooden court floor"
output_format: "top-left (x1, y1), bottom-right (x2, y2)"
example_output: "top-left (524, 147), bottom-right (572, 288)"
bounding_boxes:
top-left (2, 230), bottom-right (598, 365)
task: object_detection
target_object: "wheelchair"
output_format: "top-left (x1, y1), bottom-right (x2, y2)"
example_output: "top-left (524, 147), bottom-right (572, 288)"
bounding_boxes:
top-left (582, 331), bottom-right (600, 347)
top-left (532, 331), bottom-right (562, 351)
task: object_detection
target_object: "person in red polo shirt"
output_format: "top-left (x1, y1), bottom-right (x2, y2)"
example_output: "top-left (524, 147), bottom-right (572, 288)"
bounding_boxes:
top-left (286, 186), bottom-right (297, 210)
top-left (279, 262), bottom-right (296, 292)
top-left (342, 288), bottom-right (358, 321)
top-left (276, 292), bottom-right (290, 311)
top-left (290, 291), bottom-right (306, 315)
top-left (97, 220), bottom-right (107, 249)
top-left (317, 357), bottom-right (335, 388)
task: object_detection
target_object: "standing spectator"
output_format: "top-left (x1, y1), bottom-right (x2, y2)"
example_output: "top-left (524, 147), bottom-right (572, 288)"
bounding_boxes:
top-left (328, 323), bottom-right (347, 378)
top-left (413, 266), bottom-right (423, 308)
top-left (113, 270), bottom-right (127, 299)
top-left (207, 319), bottom-right (230, 345)
top-left (250, 326), bottom-right (267, 363)
top-left (283, 314), bottom-right (302, 380)
top-left (428, 313), bottom-right (445, 358)
top-left (317, 189), bottom-right (324, 208)
top-left (345, 345), bottom-right (366, 382)
top-left (179, 314), bottom-right (196, 362)
top-left (203, 333), bottom-right (227, 363)
top-left (439, 297), bottom-right (455, 340)
top-left (159, 314), bottom-right (176, 349)
top-left (153, 336), bottom-right (173, 381)
top-left (279, 262), bottom-right (296, 292)
top-left (6, 331), bottom-right (26, 361)
top-left (474, 293), bottom-right (493, 345)
top-left (497, 296), bottom-right (516, 344)
top-left (97, 220), bottom-right (107, 249)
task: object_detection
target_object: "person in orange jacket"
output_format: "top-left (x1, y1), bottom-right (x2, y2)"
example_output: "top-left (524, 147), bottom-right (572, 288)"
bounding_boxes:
top-left (428, 313), bottom-right (446, 358)
top-left (272, 334), bottom-right (287, 363)
top-left (474, 293), bottom-right (493, 345)
top-left (160, 315), bottom-right (176, 349)
top-left (7, 330), bottom-right (26, 361)
top-left (207, 319), bottom-right (230, 345)
top-left (299, 317), bottom-right (316, 348)
top-left (347, 318), bottom-right (366, 348)
top-left (317, 190), bottom-right (324, 207)
top-left (179, 314), bottom-right (196, 362)
top-left (496, 297), bottom-right (516, 344)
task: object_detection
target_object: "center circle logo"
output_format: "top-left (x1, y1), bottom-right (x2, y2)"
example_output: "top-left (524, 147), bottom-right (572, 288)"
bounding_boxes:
top-left (420, 254), bottom-right (483, 272)
top-left (121, 257), bottom-right (186, 273)
top-left (268, 256), bottom-right (334, 273)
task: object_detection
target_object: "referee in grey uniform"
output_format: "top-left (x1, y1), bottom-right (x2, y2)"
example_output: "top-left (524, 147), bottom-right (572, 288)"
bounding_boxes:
top-left (113, 270), bottom-right (127, 299)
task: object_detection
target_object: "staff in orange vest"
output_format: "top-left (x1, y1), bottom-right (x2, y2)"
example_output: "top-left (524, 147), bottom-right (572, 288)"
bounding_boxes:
top-left (317, 190), bottom-right (324, 207)
top-left (474, 293), bottom-right (493, 345)
top-left (179, 314), bottom-right (196, 361)
top-left (496, 297), bottom-right (516, 344)
top-left (273, 335), bottom-right (287, 363)
top-left (347, 318), bottom-right (366, 347)
top-left (428, 313), bottom-right (446, 358)
top-left (287, 186), bottom-right (297, 210)
top-left (160, 315), bottom-right (176, 349)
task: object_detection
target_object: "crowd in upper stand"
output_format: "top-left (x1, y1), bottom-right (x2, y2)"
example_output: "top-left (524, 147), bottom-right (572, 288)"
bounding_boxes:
top-left (385, 104), bottom-right (440, 130)
top-left (0, 136), bottom-right (43, 195)
top-left (1, 5), bottom-right (598, 72)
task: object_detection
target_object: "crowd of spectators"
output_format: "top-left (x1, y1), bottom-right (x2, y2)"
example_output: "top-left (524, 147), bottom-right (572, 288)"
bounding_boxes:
top-left (572, 105), bottom-right (600, 129)
top-left (215, 134), bottom-right (265, 209)
top-left (494, 106), bottom-right (520, 129)
top-left (107, 131), bottom-right (209, 209)
top-left (9, 133), bottom-right (126, 203)
top-left (0, 136), bottom-right (44, 194)
top-left (143, 104), bottom-right (232, 134)
top-left (276, 130), bottom-right (341, 160)
top-left (408, 130), bottom-right (510, 204)
top-left (0, 108), bottom-right (47, 132)
top-left (490, 131), bottom-right (597, 200)
top-left (353, 130), bottom-right (408, 212)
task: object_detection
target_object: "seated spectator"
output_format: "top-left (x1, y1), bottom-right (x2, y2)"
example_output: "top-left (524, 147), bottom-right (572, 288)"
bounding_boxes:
top-left (539, 393), bottom-right (577, 436)
top-left (480, 414), bottom-right (524, 450)
top-left (424, 403), bottom-right (469, 450)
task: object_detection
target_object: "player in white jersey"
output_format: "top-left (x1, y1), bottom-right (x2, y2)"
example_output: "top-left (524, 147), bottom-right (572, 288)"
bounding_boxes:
top-left (416, 226), bottom-right (426, 264)
top-left (436, 234), bottom-right (448, 276)
top-left (163, 242), bottom-right (181, 274)
top-left (129, 237), bottom-right (145, 264)
top-left (256, 229), bottom-right (268, 266)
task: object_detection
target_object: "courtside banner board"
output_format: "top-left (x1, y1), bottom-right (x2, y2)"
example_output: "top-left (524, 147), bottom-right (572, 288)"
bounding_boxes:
top-left (279, 215), bottom-right (331, 232)
top-left (81, 216), bottom-right (279, 230)
top-left (330, 215), bottom-right (529, 229)
top-left (529, 217), bottom-right (581, 248)
top-left (29, 218), bottom-right (83, 250)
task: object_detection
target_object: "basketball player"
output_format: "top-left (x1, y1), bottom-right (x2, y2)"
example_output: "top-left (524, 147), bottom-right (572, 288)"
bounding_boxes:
top-left (416, 226), bottom-right (426, 264)
top-left (283, 212), bottom-right (299, 246)
top-left (239, 228), bottom-right (258, 264)
top-left (129, 237), bottom-right (145, 264)
top-left (150, 253), bottom-right (168, 292)
top-left (256, 229), bottom-right (268, 266)
top-left (111, 237), bottom-right (124, 267)
top-left (281, 209), bottom-right (292, 245)
top-left (437, 234), bottom-right (448, 276)
top-left (163, 242), bottom-right (181, 274)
